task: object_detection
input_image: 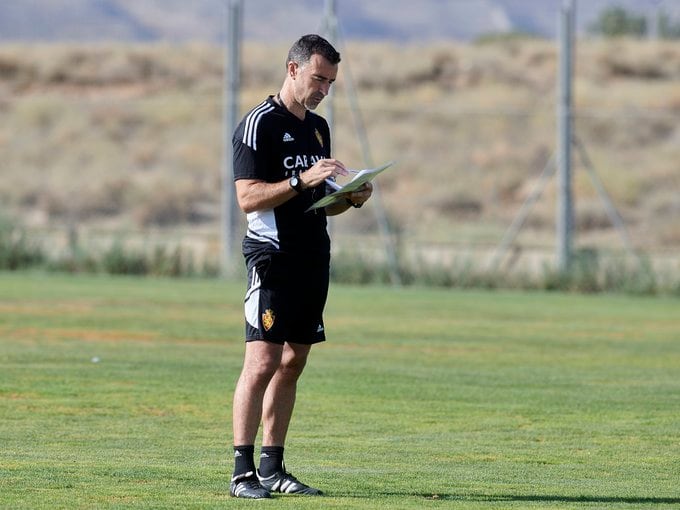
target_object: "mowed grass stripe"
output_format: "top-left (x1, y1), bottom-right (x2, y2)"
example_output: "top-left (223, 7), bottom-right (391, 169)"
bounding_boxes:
top-left (1, 272), bottom-right (678, 509)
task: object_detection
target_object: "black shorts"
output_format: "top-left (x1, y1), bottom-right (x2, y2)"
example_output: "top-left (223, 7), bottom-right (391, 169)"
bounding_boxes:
top-left (243, 250), bottom-right (330, 344)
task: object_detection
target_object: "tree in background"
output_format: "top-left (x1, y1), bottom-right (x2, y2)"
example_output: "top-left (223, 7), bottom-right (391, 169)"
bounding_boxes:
top-left (588, 6), bottom-right (646, 37)
top-left (659, 11), bottom-right (680, 39)
top-left (589, 5), bottom-right (680, 39)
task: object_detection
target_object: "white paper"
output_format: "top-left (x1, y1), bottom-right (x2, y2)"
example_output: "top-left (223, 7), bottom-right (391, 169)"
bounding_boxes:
top-left (306, 161), bottom-right (395, 212)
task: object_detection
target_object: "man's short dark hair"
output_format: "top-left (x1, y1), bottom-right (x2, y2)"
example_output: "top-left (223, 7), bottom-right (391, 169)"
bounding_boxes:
top-left (286, 34), bottom-right (341, 68)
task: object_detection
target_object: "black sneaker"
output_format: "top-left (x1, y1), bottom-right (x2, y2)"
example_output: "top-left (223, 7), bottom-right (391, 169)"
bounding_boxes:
top-left (257, 466), bottom-right (322, 495)
top-left (230, 471), bottom-right (271, 499)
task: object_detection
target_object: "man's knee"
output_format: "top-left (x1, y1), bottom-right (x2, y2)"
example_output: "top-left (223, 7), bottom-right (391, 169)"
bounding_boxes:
top-left (279, 347), bottom-right (310, 379)
top-left (243, 360), bottom-right (279, 385)
top-left (241, 341), bottom-right (283, 385)
top-left (280, 357), bottom-right (306, 379)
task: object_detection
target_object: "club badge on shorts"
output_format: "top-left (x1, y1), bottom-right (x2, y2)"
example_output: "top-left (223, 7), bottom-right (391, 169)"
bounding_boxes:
top-left (262, 309), bottom-right (275, 331)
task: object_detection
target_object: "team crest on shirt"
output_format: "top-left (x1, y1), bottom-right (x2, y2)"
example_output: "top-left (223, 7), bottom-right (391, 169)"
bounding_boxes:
top-left (262, 309), bottom-right (275, 331)
top-left (315, 129), bottom-right (323, 148)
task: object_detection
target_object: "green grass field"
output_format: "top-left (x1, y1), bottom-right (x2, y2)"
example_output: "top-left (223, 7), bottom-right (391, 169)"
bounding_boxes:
top-left (1, 272), bottom-right (678, 509)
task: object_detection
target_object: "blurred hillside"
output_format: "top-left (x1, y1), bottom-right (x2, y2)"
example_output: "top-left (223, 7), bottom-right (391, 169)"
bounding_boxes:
top-left (0, 0), bottom-right (676, 43)
top-left (0, 39), bottom-right (679, 269)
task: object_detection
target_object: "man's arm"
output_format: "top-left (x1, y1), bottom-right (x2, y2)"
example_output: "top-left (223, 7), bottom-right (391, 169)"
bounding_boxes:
top-left (235, 179), bottom-right (296, 214)
top-left (235, 158), bottom-right (349, 213)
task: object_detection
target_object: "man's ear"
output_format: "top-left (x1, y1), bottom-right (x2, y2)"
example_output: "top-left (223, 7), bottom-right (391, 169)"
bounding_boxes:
top-left (287, 61), bottom-right (298, 79)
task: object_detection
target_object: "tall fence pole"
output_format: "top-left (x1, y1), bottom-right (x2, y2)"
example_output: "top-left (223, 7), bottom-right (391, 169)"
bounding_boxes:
top-left (322, 7), bottom-right (401, 285)
top-left (556, 0), bottom-right (575, 272)
top-left (340, 55), bottom-right (402, 286)
top-left (222, 0), bottom-right (242, 277)
top-left (321, 0), bottom-right (338, 240)
top-left (322, 0), bottom-right (337, 134)
top-left (647, 2), bottom-right (660, 40)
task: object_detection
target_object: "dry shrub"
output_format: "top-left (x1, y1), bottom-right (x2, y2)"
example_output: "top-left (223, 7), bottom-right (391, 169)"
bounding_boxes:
top-left (428, 192), bottom-right (484, 219)
top-left (657, 85), bottom-right (680, 112)
top-left (37, 190), bottom-right (70, 219)
top-left (659, 223), bottom-right (680, 246)
top-left (523, 212), bottom-right (552, 230)
top-left (653, 191), bottom-right (680, 217)
top-left (13, 95), bottom-right (67, 130)
top-left (0, 44), bottom-right (222, 93)
top-left (0, 49), bottom-right (38, 91)
top-left (0, 53), bottom-right (25, 81)
top-left (131, 140), bottom-right (158, 168)
top-left (342, 40), bottom-right (556, 93)
top-left (587, 40), bottom-right (680, 81)
top-left (575, 202), bottom-right (614, 231)
top-left (76, 178), bottom-right (131, 218)
top-left (241, 42), bottom-right (286, 88)
top-left (27, 178), bottom-right (131, 221)
top-left (579, 111), bottom-right (677, 147)
top-left (90, 103), bottom-right (145, 142)
top-left (131, 179), bottom-right (208, 227)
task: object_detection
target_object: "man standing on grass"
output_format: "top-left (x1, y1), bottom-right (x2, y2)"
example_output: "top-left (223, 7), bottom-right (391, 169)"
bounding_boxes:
top-left (229, 34), bottom-right (373, 499)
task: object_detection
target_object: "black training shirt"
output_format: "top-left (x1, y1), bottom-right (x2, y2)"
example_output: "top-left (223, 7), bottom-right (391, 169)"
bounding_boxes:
top-left (233, 96), bottom-right (332, 255)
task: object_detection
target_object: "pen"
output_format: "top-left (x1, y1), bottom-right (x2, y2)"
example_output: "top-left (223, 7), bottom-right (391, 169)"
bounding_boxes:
top-left (325, 169), bottom-right (361, 191)
top-left (324, 177), bottom-right (342, 191)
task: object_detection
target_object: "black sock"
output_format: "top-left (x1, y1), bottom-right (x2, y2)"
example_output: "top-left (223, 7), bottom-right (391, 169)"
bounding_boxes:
top-left (259, 446), bottom-right (284, 477)
top-left (233, 445), bottom-right (256, 477)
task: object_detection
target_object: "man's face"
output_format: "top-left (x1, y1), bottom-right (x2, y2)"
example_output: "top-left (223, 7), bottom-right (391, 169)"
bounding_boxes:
top-left (292, 53), bottom-right (338, 111)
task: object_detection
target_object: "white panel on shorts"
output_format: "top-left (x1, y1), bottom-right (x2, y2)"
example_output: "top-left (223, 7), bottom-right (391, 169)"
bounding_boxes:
top-left (244, 267), bottom-right (261, 329)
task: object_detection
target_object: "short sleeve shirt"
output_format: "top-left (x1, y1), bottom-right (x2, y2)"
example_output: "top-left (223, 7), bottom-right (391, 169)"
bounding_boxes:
top-left (233, 96), bottom-right (332, 255)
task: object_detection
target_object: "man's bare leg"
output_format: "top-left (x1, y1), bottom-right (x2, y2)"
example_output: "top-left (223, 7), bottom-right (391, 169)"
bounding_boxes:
top-left (230, 341), bottom-right (284, 498)
top-left (256, 342), bottom-right (322, 495)
top-left (261, 342), bottom-right (312, 447)
top-left (232, 341), bottom-right (283, 448)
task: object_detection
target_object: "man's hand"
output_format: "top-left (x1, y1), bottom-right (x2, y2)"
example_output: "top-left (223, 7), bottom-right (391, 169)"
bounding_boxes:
top-left (299, 158), bottom-right (348, 189)
top-left (345, 182), bottom-right (373, 207)
top-left (324, 181), bottom-right (373, 216)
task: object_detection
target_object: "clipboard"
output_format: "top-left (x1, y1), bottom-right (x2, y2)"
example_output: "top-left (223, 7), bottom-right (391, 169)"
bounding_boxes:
top-left (306, 161), bottom-right (395, 212)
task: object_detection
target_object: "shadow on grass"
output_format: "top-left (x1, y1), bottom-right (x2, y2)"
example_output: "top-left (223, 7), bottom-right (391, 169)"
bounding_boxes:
top-left (333, 492), bottom-right (680, 505)
top-left (416, 493), bottom-right (680, 505)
